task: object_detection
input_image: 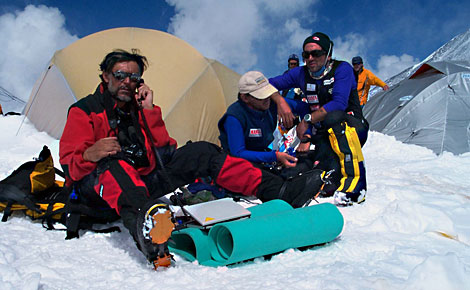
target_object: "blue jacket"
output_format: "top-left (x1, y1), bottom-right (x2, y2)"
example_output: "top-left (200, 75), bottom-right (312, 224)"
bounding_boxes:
top-left (269, 61), bottom-right (358, 114)
top-left (218, 99), bottom-right (308, 164)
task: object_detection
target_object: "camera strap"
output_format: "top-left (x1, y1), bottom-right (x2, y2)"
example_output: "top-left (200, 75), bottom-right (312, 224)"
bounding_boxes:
top-left (103, 91), bottom-right (118, 131)
top-left (102, 91), bottom-right (146, 149)
top-left (137, 102), bottom-right (191, 218)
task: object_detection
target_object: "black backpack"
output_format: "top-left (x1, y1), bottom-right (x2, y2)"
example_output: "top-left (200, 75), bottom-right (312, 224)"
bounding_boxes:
top-left (0, 145), bottom-right (120, 239)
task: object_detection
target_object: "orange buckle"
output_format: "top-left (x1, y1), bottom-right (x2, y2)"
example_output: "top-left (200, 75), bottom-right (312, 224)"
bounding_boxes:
top-left (153, 254), bottom-right (172, 270)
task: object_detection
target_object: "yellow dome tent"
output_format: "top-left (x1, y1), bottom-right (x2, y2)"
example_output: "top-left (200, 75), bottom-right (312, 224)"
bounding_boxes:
top-left (23, 27), bottom-right (240, 146)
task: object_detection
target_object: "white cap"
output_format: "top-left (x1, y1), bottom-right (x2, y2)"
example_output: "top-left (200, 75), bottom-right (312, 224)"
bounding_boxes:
top-left (238, 71), bottom-right (277, 99)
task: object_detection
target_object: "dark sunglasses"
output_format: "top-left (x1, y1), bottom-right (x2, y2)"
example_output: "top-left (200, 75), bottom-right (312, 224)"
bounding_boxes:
top-left (289, 61), bottom-right (299, 66)
top-left (112, 70), bottom-right (142, 82)
top-left (302, 50), bottom-right (326, 59)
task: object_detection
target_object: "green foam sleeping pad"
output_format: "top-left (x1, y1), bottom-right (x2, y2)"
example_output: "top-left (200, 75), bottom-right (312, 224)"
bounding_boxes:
top-left (169, 199), bottom-right (343, 267)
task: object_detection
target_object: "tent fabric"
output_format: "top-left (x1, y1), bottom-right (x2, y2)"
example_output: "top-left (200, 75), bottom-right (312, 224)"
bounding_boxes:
top-left (364, 61), bottom-right (470, 155)
top-left (23, 27), bottom-right (240, 146)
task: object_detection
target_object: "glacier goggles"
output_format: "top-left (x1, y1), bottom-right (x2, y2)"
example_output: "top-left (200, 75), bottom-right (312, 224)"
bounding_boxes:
top-left (302, 50), bottom-right (327, 59)
top-left (112, 70), bottom-right (142, 82)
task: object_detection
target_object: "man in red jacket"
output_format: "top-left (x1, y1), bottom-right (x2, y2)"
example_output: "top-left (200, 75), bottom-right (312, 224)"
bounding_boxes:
top-left (59, 49), bottom-right (326, 270)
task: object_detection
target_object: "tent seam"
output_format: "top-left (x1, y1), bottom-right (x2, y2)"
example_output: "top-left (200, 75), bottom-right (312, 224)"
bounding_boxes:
top-left (163, 61), bottom-right (223, 118)
top-left (440, 80), bottom-right (449, 154)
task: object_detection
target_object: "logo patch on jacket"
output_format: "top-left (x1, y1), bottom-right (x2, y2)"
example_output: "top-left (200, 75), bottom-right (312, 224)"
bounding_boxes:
top-left (306, 83), bottom-right (316, 91)
top-left (306, 94), bottom-right (319, 104)
top-left (323, 77), bottom-right (334, 86)
top-left (249, 128), bottom-right (262, 137)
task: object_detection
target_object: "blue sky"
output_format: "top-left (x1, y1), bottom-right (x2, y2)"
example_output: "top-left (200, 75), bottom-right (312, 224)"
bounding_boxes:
top-left (1, 0), bottom-right (470, 103)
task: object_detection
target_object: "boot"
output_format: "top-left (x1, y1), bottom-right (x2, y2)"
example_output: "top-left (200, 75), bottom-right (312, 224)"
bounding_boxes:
top-left (134, 200), bottom-right (176, 270)
top-left (333, 190), bottom-right (366, 206)
top-left (278, 169), bottom-right (326, 208)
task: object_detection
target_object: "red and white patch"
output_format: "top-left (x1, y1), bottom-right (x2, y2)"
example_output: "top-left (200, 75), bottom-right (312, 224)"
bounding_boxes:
top-left (306, 94), bottom-right (319, 104)
top-left (249, 128), bottom-right (262, 137)
top-left (313, 36), bottom-right (320, 41)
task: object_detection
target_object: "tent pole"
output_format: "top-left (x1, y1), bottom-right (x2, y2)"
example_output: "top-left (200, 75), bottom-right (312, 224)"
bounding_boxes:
top-left (16, 65), bottom-right (52, 136)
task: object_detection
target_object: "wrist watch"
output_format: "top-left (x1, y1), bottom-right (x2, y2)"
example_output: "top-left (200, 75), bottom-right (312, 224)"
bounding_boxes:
top-left (303, 113), bottom-right (312, 123)
top-left (300, 136), bottom-right (311, 143)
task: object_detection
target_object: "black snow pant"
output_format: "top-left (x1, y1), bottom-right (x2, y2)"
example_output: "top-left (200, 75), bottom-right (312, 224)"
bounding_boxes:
top-left (310, 111), bottom-right (368, 195)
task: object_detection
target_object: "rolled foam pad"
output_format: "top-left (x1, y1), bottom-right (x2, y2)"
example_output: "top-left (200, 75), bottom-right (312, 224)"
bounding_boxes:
top-left (244, 199), bottom-right (293, 217)
top-left (169, 200), bottom-right (343, 267)
top-left (208, 202), bottom-right (343, 265)
top-left (169, 227), bottom-right (216, 266)
top-left (169, 199), bottom-right (292, 265)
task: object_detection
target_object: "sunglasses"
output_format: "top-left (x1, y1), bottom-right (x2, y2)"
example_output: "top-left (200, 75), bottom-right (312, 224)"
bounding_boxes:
top-left (302, 50), bottom-right (327, 59)
top-left (112, 70), bottom-right (142, 82)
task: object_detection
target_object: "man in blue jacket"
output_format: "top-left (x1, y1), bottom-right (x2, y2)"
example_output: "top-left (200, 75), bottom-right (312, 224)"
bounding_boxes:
top-left (281, 54), bottom-right (305, 101)
top-left (218, 71), bottom-right (309, 169)
top-left (269, 32), bottom-right (368, 206)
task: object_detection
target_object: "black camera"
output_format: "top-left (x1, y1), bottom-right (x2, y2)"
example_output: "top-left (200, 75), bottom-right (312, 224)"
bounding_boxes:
top-left (121, 144), bottom-right (149, 168)
top-left (293, 115), bottom-right (301, 126)
top-left (281, 115), bottom-right (301, 131)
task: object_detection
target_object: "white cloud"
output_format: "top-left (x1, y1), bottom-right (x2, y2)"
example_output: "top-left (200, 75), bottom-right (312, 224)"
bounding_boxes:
top-left (376, 54), bottom-right (420, 80)
top-left (331, 33), bottom-right (420, 81)
top-left (167, 0), bottom-right (263, 73)
top-left (274, 19), bottom-right (312, 66)
top-left (0, 5), bottom-right (77, 107)
top-left (260, 0), bottom-right (318, 17)
top-left (332, 33), bottom-right (368, 63)
top-left (166, 0), bottom-right (316, 74)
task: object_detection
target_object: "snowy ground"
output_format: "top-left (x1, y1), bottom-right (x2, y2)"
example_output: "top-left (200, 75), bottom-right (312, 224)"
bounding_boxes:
top-left (1, 115), bottom-right (469, 290)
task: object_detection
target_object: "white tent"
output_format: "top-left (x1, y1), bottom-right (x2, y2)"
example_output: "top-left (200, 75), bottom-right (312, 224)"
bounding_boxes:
top-left (22, 27), bottom-right (240, 146)
top-left (364, 61), bottom-right (470, 155)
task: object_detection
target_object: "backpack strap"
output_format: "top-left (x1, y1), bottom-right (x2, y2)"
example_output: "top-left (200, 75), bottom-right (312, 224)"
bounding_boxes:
top-left (1, 201), bottom-right (13, 222)
top-left (55, 167), bottom-right (66, 179)
top-left (63, 185), bottom-right (120, 239)
top-left (64, 186), bottom-right (82, 239)
top-left (0, 183), bottom-right (42, 222)
top-left (43, 202), bottom-right (66, 230)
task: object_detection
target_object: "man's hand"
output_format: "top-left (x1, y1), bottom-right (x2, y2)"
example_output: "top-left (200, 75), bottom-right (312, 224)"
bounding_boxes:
top-left (271, 92), bottom-right (295, 128)
top-left (296, 142), bottom-right (311, 153)
top-left (296, 119), bottom-right (309, 139)
top-left (83, 137), bottom-right (121, 162)
top-left (383, 85), bottom-right (390, 91)
top-left (275, 151), bottom-right (297, 168)
top-left (136, 83), bottom-right (154, 109)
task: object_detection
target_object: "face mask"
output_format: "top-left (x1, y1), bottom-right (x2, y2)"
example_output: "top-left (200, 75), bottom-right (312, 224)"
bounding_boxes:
top-left (308, 62), bottom-right (332, 80)
top-left (312, 65), bottom-right (326, 77)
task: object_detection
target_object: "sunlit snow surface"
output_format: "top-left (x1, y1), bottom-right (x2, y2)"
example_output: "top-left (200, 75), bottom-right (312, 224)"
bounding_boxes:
top-left (1, 115), bottom-right (469, 290)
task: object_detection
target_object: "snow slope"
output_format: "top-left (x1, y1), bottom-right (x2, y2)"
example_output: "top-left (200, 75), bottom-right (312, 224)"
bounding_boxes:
top-left (1, 115), bottom-right (470, 290)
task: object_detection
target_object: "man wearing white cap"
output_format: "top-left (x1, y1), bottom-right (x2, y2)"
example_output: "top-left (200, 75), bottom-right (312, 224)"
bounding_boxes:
top-left (218, 71), bottom-right (309, 169)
